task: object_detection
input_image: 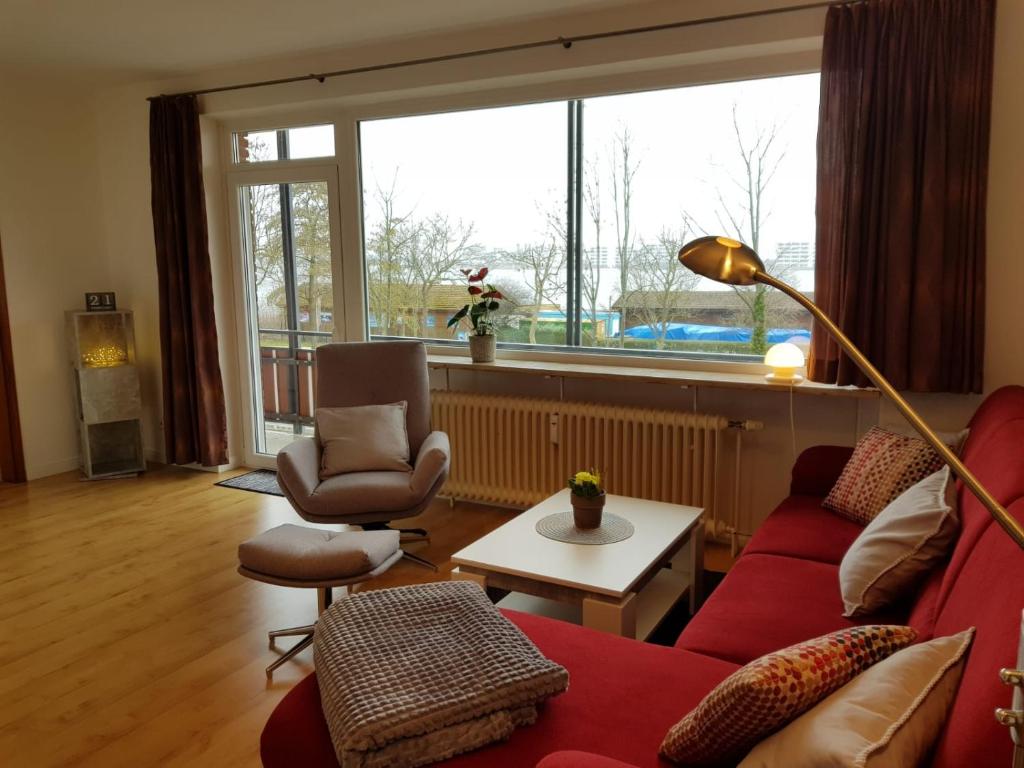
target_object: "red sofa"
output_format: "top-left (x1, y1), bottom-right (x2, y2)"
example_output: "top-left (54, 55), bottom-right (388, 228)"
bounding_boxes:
top-left (261, 385), bottom-right (1024, 768)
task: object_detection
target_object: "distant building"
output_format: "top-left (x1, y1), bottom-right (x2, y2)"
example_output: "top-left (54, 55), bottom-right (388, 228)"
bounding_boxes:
top-left (584, 246), bottom-right (612, 268)
top-left (774, 241), bottom-right (814, 269)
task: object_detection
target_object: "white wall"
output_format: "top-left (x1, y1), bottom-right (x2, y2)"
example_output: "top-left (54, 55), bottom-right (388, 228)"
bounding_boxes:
top-left (0, 73), bottom-right (112, 478)
top-left (2, 0), bottom-right (1020, 516)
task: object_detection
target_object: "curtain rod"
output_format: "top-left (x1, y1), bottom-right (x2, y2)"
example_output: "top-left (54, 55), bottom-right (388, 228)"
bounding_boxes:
top-left (147, 0), bottom-right (844, 102)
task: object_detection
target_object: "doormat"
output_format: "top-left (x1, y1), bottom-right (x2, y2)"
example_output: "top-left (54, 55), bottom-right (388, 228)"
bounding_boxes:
top-left (215, 469), bottom-right (284, 497)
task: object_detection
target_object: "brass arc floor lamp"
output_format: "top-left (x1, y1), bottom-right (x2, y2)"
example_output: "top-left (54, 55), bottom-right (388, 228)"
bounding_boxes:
top-left (678, 235), bottom-right (1024, 551)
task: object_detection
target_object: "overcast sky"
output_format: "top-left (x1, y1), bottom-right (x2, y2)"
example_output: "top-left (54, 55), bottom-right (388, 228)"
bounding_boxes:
top-left (358, 73), bottom-right (820, 277)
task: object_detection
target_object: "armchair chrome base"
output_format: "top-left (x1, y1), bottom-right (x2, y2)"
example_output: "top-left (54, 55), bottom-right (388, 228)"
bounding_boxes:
top-left (400, 549), bottom-right (439, 572)
top-left (362, 523), bottom-right (438, 572)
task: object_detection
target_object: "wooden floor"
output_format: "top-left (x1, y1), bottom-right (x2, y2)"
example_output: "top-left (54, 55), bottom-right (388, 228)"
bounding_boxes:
top-left (0, 466), bottom-right (733, 767)
top-left (0, 465), bottom-right (518, 768)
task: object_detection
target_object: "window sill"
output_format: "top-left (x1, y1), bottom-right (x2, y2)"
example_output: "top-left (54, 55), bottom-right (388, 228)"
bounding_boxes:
top-left (426, 350), bottom-right (879, 400)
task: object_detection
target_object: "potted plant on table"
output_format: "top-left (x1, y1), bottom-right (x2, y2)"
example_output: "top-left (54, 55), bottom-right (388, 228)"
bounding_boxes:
top-left (568, 470), bottom-right (605, 529)
top-left (448, 267), bottom-right (504, 363)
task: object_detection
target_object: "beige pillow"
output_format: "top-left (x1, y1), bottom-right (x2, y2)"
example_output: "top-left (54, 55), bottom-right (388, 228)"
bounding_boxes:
top-left (317, 402), bottom-right (411, 479)
top-left (739, 628), bottom-right (974, 768)
top-left (839, 466), bottom-right (959, 617)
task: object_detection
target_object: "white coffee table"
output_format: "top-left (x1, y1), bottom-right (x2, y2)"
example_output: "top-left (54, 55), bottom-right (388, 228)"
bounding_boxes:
top-left (451, 489), bottom-right (705, 640)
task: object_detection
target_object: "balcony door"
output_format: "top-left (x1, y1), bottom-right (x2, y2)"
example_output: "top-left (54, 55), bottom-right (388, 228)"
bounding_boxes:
top-left (229, 166), bottom-right (344, 466)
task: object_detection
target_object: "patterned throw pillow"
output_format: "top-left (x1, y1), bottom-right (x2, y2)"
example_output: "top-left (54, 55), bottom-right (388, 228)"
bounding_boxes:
top-left (659, 625), bottom-right (918, 767)
top-left (824, 427), bottom-right (944, 524)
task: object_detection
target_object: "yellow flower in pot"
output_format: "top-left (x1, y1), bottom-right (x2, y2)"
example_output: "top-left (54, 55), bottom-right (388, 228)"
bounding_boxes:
top-left (568, 470), bottom-right (605, 529)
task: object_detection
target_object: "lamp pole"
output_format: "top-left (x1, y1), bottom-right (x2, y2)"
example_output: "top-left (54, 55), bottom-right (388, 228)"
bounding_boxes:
top-left (754, 270), bottom-right (1024, 550)
top-left (677, 234), bottom-right (1024, 551)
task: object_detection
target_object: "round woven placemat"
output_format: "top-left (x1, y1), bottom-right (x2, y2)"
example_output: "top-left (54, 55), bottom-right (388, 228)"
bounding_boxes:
top-left (535, 510), bottom-right (635, 545)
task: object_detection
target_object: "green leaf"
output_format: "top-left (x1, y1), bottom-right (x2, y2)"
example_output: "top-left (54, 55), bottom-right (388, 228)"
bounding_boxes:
top-left (447, 305), bottom-right (469, 327)
top-left (488, 301), bottom-right (499, 311)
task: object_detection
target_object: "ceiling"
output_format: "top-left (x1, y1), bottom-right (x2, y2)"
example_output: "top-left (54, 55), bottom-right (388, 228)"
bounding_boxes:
top-left (0, 0), bottom-right (627, 82)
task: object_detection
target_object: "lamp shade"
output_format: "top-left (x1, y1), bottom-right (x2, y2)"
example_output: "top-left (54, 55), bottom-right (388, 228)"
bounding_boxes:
top-left (677, 235), bottom-right (766, 286)
top-left (764, 342), bottom-right (805, 384)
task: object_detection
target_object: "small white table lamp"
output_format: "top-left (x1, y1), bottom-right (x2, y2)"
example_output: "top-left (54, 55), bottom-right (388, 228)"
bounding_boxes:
top-left (764, 342), bottom-right (805, 384)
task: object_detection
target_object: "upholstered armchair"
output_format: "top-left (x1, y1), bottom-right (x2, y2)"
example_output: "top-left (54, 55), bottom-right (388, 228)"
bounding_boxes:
top-left (276, 341), bottom-right (450, 568)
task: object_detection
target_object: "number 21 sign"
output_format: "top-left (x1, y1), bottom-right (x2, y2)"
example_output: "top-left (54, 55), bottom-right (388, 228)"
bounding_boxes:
top-left (85, 292), bottom-right (116, 312)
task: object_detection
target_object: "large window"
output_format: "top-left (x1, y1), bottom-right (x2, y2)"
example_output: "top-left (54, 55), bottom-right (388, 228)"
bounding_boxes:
top-left (358, 73), bottom-right (819, 357)
top-left (359, 102), bottom-right (568, 345)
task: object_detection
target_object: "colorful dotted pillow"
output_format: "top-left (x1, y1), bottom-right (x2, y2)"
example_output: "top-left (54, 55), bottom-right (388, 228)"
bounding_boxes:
top-left (659, 625), bottom-right (918, 766)
top-left (824, 427), bottom-right (944, 525)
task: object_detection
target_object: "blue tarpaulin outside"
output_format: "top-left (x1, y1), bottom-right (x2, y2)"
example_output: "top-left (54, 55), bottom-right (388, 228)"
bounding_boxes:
top-left (621, 323), bottom-right (810, 343)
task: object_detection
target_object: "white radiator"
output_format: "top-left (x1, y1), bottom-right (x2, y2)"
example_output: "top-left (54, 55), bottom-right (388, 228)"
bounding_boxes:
top-left (431, 391), bottom-right (730, 524)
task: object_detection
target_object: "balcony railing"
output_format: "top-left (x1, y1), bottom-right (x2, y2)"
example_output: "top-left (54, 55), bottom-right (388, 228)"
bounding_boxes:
top-left (258, 328), bottom-right (331, 429)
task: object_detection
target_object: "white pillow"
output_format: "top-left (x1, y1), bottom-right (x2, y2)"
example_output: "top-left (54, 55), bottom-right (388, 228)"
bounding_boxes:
top-left (839, 466), bottom-right (959, 617)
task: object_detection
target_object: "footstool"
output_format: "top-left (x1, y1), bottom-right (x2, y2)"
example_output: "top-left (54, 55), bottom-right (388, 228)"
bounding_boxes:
top-left (238, 524), bottom-right (402, 676)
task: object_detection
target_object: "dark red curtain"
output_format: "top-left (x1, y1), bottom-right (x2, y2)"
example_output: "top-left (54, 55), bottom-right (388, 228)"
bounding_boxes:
top-left (809, 0), bottom-right (994, 393)
top-left (150, 95), bottom-right (228, 466)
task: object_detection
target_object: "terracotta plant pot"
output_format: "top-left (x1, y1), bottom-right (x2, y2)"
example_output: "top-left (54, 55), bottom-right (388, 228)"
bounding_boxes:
top-left (571, 492), bottom-right (606, 529)
top-left (469, 333), bottom-right (496, 363)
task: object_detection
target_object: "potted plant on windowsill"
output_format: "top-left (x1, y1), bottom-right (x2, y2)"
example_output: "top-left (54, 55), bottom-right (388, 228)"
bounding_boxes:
top-left (568, 470), bottom-right (605, 529)
top-left (448, 267), bottom-right (504, 363)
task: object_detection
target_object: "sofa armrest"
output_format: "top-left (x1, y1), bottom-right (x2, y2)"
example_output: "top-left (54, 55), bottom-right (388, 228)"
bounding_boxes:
top-left (410, 430), bottom-right (450, 497)
top-left (536, 752), bottom-right (641, 768)
top-left (790, 445), bottom-right (855, 497)
top-left (276, 437), bottom-right (323, 500)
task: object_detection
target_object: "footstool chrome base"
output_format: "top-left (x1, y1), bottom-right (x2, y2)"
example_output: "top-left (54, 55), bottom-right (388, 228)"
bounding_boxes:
top-left (264, 586), bottom-right (335, 677)
top-left (237, 525), bottom-right (405, 678)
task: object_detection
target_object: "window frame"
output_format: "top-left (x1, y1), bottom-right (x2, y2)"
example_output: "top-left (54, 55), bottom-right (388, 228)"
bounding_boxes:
top-left (216, 49), bottom-right (820, 376)
top-left (224, 162), bottom-right (345, 466)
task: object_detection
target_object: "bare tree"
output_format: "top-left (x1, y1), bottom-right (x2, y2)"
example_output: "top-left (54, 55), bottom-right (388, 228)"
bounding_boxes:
top-left (582, 154), bottom-right (604, 346)
top-left (242, 134), bottom-right (286, 327)
top-left (625, 224), bottom-right (701, 349)
top-left (364, 178), bottom-right (419, 335)
top-left (506, 205), bottom-right (567, 344)
top-left (291, 181), bottom-right (333, 334)
top-left (404, 214), bottom-right (480, 335)
top-left (611, 127), bottom-right (640, 347)
top-left (711, 104), bottom-right (788, 354)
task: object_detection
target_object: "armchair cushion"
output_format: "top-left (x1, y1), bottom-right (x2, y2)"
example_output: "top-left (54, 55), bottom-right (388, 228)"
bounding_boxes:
top-left (411, 430), bottom-right (451, 498)
top-left (307, 470), bottom-right (421, 518)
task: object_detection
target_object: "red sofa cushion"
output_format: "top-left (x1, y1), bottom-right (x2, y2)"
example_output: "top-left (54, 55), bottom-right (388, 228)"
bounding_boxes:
top-left (536, 752), bottom-right (642, 768)
top-left (788, 444), bottom-right (854, 497)
top-left (929, 510), bottom-right (1024, 768)
top-left (675, 553), bottom-right (908, 664)
top-left (743, 495), bottom-right (864, 564)
top-left (924, 386), bottom-right (1024, 768)
top-left (261, 610), bottom-right (739, 768)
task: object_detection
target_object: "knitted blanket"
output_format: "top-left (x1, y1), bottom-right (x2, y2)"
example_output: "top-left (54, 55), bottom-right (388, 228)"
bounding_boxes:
top-left (313, 581), bottom-right (569, 768)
